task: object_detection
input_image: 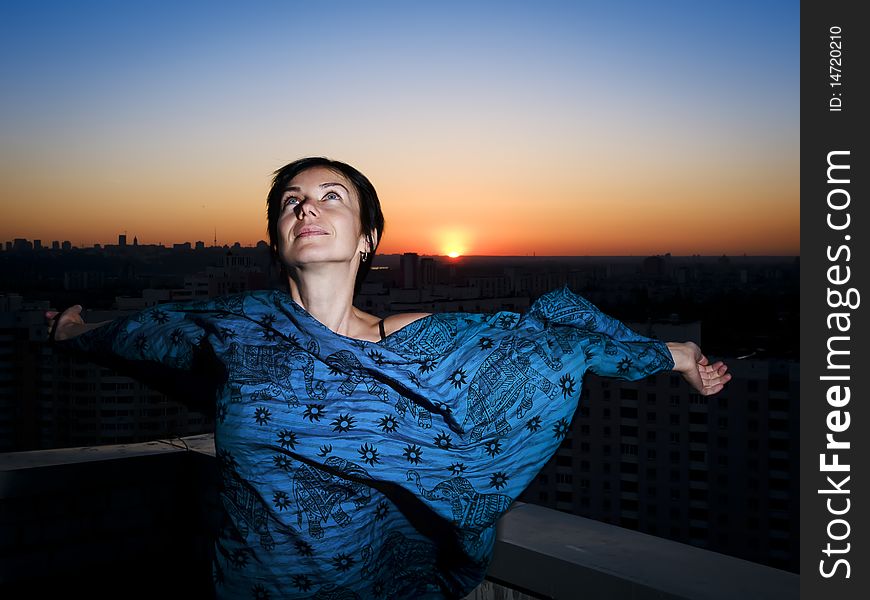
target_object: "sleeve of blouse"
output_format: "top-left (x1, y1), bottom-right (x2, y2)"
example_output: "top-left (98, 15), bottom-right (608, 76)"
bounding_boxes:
top-left (528, 287), bottom-right (675, 379)
top-left (51, 301), bottom-right (224, 409)
top-left (53, 302), bottom-right (211, 369)
top-left (581, 331), bottom-right (674, 380)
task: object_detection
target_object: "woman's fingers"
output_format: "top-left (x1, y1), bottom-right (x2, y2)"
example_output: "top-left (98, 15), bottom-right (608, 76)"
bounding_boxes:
top-left (44, 305), bottom-right (84, 341)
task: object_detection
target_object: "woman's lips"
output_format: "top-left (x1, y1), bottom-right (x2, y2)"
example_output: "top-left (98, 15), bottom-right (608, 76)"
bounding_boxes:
top-left (295, 228), bottom-right (329, 237)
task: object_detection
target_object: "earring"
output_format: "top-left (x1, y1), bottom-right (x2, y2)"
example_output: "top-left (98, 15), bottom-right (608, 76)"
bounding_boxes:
top-left (360, 250), bottom-right (369, 262)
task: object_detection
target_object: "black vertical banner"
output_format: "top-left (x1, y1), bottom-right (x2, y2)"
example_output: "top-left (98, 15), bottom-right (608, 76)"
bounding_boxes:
top-left (801, 1), bottom-right (868, 599)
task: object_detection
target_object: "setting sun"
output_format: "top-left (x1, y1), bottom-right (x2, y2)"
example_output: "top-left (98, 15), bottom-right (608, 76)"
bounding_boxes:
top-left (437, 229), bottom-right (469, 258)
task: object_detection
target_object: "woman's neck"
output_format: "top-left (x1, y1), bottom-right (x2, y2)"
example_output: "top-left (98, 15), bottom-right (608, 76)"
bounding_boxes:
top-left (286, 264), bottom-right (367, 337)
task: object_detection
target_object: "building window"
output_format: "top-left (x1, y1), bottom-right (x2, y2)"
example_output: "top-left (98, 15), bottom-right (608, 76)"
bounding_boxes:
top-left (620, 388), bottom-right (638, 401)
top-left (621, 443), bottom-right (638, 456)
top-left (620, 406), bottom-right (638, 418)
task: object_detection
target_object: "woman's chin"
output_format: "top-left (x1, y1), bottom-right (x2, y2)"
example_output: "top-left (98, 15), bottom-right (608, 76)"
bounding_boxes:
top-left (282, 249), bottom-right (356, 268)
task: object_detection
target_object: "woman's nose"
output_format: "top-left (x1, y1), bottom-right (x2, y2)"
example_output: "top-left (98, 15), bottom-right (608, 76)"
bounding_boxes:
top-left (293, 199), bottom-right (317, 219)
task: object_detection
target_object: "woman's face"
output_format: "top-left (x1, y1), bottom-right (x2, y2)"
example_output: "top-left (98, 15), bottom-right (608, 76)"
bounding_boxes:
top-left (276, 166), bottom-right (368, 270)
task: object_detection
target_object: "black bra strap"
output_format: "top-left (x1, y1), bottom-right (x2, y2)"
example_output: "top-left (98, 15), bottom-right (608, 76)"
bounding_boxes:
top-left (378, 318), bottom-right (386, 341)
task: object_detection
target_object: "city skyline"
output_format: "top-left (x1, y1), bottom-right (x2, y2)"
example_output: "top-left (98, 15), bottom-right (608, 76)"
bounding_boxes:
top-left (1, 1), bottom-right (799, 256)
top-left (1, 233), bottom-right (799, 258)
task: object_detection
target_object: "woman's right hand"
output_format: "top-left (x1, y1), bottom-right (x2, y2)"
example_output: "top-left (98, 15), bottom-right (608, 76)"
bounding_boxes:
top-left (666, 341), bottom-right (731, 396)
top-left (45, 305), bottom-right (85, 341)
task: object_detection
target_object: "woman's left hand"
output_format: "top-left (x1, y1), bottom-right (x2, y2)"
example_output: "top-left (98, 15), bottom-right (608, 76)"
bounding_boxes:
top-left (666, 342), bottom-right (731, 396)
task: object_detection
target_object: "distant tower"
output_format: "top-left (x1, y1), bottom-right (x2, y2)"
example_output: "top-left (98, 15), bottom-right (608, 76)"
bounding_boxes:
top-left (214, 228), bottom-right (218, 248)
top-left (400, 253), bottom-right (419, 289)
top-left (119, 233), bottom-right (127, 247)
top-left (420, 257), bottom-right (436, 287)
top-left (133, 236), bottom-right (138, 247)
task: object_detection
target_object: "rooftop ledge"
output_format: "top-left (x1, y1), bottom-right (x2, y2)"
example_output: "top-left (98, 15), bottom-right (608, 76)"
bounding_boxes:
top-left (1, 435), bottom-right (798, 599)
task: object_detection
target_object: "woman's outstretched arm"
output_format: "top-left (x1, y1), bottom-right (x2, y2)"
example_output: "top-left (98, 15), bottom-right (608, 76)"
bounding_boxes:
top-left (44, 300), bottom-right (224, 413)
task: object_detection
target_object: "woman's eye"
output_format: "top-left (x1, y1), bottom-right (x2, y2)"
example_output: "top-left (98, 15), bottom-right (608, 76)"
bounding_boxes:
top-left (323, 192), bottom-right (340, 201)
top-left (283, 196), bottom-right (300, 207)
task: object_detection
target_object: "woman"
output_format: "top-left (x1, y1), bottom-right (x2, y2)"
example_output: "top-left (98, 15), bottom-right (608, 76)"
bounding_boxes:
top-left (47, 157), bottom-right (730, 599)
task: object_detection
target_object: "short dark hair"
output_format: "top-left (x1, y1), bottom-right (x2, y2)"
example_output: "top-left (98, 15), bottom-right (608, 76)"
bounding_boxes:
top-left (266, 157), bottom-right (385, 295)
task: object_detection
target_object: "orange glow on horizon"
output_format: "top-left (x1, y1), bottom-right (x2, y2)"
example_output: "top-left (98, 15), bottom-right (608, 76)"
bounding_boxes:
top-left (1, 205), bottom-right (800, 256)
top-left (1, 163), bottom-right (799, 256)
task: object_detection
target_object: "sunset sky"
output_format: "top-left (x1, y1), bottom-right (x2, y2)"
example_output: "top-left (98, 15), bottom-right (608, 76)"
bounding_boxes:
top-left (1, 1), bottom-right (799, 256)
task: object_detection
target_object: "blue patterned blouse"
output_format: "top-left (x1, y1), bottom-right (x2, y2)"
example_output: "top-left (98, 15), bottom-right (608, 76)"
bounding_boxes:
top-left (58, 287), bottom-right (674, 599)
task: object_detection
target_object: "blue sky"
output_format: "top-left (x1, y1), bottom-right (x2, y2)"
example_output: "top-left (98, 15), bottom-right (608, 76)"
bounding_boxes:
top-left (1, 0), bottom-right (799, 254)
